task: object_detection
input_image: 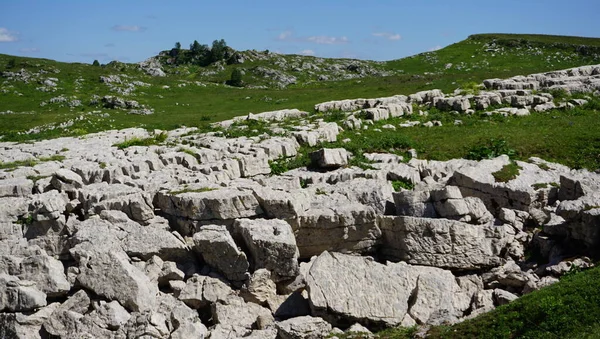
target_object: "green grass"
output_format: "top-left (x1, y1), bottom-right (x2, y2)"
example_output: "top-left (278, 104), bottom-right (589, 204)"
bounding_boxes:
top-left (0, 158), bottom-right (39, 169)
top-left (113, 131), bottom-right (168, 149)
top-left (26, 175), bottom-right (50, 183)
top-left (169, 187), bottom-right (218, 195)
top-left (492, 162), bottom-right (522, 182)
top-left (2, 33), bottom-right (600, 141)
top-left (0, 154), bottom-right (65, 169)
top-left (421, 266), bottom-right (600, 339)
top-left (392, 179), bottom-right (415, 191)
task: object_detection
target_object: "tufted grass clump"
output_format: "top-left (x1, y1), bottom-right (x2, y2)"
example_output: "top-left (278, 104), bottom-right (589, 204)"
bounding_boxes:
top-left (113, 131), bottom-right (168, 149)
top-left (169, 187), bottom-right (217, 195)
top-left (492, 161), bottom-right (522, 182)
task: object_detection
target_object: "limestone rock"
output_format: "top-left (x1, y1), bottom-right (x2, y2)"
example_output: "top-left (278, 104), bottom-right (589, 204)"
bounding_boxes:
top-left (75, 250), bottom-right (158, 312)
top-left (309, 148), bottom-right (349, 169)
top-left (289, 200), bottom-right (381, 258)
top-left (234, 218), bottom-right (299, 281)
top-left (0, 275), bottom-right (47, 312)
top-left (178, 274), bottom-right (233, 309)
top-left (212, 295), bottom-right (274, 330)
top-left (0, 178), bottom-right (33, 198)
top-left (155, 188), bottom-right (263, 229)
top-left (276, 316), bottom-right (333, 339)
top-left (193, 225), bottom-right (249, 282)
top-left (380, 216), bottom-right (508, 269)
top-left (306, 252), bottom-right (469, 327)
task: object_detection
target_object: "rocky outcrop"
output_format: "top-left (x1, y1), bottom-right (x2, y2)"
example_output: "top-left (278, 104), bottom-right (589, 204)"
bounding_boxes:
top-left (1, 64), bottom-right (599, 337)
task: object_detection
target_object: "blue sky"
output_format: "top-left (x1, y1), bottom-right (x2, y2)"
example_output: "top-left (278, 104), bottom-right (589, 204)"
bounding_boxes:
top-left (1, 0), bottom-right (599, 63)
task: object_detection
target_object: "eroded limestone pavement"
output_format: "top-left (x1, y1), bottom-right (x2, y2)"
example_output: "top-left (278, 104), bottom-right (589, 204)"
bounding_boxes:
top-left (0, 64), bottom-right (599, 338)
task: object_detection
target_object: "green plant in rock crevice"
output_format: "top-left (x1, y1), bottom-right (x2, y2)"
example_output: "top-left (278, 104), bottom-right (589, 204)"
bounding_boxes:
top-left (493, 161), bottom-right (522, 182)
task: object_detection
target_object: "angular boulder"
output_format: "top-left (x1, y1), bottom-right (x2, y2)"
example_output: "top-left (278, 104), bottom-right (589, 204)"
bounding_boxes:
top-left (75, 250), bottom-right (158, 312)
top-left (380, 216), bottom-right (511, 269)
top-left (234, 218), bottom-right (299, 281)
top-left (193, 225), bottom-right (250, 282)
top-left (306, 252), bottom-right (470, 328)
top-left (309, 148), bottom-right (349, 169)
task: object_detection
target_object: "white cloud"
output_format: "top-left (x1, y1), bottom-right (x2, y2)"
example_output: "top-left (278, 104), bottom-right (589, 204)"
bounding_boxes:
top-left (299, 49), bottom-right (315, 56)
top-left (277, 31), bottom-right (293, 41)
top-left (428, 45), bottom-right (442, 51)
top-left (275, 31), bottom-right (349, 45)
top-left (0, 28), bottom-right (18, 42)
top-left (306, 35), bottom-right (349, 45)
top-left (19, 47), bottom-right (39, 53)
top-left (372, 32), bottom-right (401, 41)
top-left (111, 25), bottom-right (147, 32)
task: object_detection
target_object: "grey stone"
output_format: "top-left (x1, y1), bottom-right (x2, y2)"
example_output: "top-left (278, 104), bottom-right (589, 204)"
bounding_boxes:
top-left (76, 250), bottom-right (158, 312)
top-left (193, 225), bottom-right (249, 282)
top-left (309, 148), bottom-right (349, 169)
top-left (380, 216), bottom-right (508, 269)
top-left (234, 218), bottom-right (299, 281)
top-left (276, 316), bottom-right (333, 339)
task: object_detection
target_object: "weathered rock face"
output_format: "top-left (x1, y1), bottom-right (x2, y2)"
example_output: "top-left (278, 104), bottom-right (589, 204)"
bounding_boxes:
top-left (306, 252), bottom-right (471, 328)
top-left (310, 148), bottom-right (349, 169)
top-left (289, 200), bottom-right (382, 259)
top-left (234, 218), bottom-right (300, 281)
top-left (276, 315), bottom-right (333, 339)
top-left (380, 216), bottom-right (513, 270)
top-left (76, 250), bottom-right (159, 312)
top-left (193, 225), bottom-right (250, 282)
top-left (448, 155), bottom-right (560, 213)
top-left (156, 188), bottom-right (263, 227)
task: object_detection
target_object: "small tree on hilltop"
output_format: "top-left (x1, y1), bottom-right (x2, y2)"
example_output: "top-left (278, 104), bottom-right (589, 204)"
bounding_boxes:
top-left (174, 42), bottom-right (181, 50)
top-left (227, 68), bottom-right (244, 87)
top-left (210, 39), bottom-right (227, 63)
top-left (92, 59), bottom-right (100, 66)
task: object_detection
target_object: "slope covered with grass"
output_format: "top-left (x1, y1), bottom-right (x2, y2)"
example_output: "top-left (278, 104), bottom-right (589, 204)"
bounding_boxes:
top-left (425, 266), bottom-right (600, 339)
top-left (1, 33), bottom-right (599, 142)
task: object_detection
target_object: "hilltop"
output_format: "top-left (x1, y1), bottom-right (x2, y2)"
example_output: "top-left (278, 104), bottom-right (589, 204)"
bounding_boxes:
top-left (1, 33), bottom-right (600, 142)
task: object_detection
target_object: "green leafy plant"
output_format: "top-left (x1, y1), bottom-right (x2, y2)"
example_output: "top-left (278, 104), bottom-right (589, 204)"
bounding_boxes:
top-left (459, 81), bottom-right (482, 95)
top-left (16, 214), bottom-right (34, 225)
top-left (392, 179), bottom-right (415, 191)
top-left (467, 138), bottom-right (516, 160)
top-left (269, 158), bottom-right (290, 175)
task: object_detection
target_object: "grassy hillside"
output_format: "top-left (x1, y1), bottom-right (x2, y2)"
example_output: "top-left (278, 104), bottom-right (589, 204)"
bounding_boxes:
top-left (1, 33), bottom-right (599, 142)
top-left (373, 266), bottom-right (600, 339)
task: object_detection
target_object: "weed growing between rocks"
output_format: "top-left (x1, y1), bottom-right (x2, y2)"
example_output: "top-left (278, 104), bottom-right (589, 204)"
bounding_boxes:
top-left (0, 154), bottom-right (65, 169)
top-left (492, 162), bottom-right (522, 182)
top-left (113, 131), bottom-right (168, 149)
top-left (392, 179), bottom-right (415, 191)
top-left (169, 187), bottom-right (218, 195)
